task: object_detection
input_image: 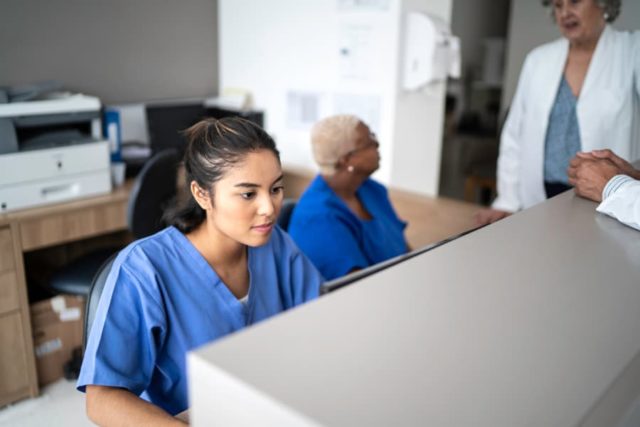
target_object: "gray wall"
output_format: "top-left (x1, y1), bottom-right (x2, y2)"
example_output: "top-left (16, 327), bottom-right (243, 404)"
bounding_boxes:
top-left (0, 0), bottom-right (218, 104)
top-left (502, 0), bottom-right (640, 113)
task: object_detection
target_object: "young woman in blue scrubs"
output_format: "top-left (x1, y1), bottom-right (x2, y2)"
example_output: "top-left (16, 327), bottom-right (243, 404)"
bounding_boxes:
top-left (288, 114), bottom-right (410, 280)
top-left (77, 117), bottom-right (323, 425)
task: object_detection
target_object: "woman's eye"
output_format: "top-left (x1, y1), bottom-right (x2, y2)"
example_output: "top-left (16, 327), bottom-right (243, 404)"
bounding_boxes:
top-left (271, 185), bottom-right (284, 195)
top-left (241, 192), bottom-right (256, 200)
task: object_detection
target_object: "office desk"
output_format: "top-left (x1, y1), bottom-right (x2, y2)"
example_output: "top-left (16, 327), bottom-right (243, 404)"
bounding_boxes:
top-left (188, 191), bottom-right (640, 426)
top-left (0, 182), bottom-right (132, 407)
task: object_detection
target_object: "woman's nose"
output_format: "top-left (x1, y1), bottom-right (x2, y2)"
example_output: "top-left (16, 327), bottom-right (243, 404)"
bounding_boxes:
top-left (557, 2), bottom-right (570, 18)
top-left (257, 194), bottom-right (275, 217)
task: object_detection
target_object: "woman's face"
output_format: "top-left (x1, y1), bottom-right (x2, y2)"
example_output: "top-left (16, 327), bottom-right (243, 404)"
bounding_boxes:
top-left (205, 149), bottom-right (284, 247)
top-left (345, 122), bottom-right (380, 176)
top-left (552, 0), bottom-right (605, 45)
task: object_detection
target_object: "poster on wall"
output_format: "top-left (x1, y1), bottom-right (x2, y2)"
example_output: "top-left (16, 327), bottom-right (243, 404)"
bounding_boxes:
top-left (332, 93), bottom-right (381, 133)
top-left (286, 91), bottom-right (322, 129)
top-left (338, 23), bottom-right (378, 82)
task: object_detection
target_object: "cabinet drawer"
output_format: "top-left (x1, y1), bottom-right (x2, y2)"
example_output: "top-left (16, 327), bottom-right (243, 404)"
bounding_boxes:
top-left (20, 201), bottom-right (127, 251)
top-left (0, 270), bottom-right (20, 315)
top-left (0, 228), bottom-right (16, 273)
top-left (0, 311), bottom-right (31, 404)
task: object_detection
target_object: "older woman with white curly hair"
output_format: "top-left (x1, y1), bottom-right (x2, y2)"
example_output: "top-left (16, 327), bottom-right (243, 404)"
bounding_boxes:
top-left (476, 0), bottom-right (639, 225)
top-left (288, 114), bottom-right (409, 280)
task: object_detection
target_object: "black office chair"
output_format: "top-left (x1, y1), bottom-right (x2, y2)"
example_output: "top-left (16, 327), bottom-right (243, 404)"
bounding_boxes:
top-left (49, 149), bottom-right (180, 296)
top-left (62, 253), bottom-right (116, 380)
top-left (83, 253), bottom-right (116, 349)
top-left (278, 198), bottom-right (297, 231)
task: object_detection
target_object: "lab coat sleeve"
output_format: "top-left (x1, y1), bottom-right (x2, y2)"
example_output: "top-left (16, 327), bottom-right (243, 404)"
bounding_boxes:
top-left (492, 54), bottom-right (534, 212)
top-left (596, 176), bottom-right (640, 231)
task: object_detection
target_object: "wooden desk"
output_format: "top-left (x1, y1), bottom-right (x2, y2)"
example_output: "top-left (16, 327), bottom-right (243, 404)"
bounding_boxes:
top-left (0, 182), bottom-right (132, 407)
top-left (188, 191), bottom-right (640, 426)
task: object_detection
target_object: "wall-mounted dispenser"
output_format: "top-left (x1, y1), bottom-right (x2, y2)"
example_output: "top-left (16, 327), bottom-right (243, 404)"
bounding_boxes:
top-left (402, 12), bottom-right (461, 91)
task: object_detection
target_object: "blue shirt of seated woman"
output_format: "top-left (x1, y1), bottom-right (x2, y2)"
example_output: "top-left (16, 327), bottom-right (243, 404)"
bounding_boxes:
top-left (290, 175), bottom-right (407, 280)
top-left (289, 114), bottom-right (409, 280)
top-left (76, 117), bottom-right (323, 424)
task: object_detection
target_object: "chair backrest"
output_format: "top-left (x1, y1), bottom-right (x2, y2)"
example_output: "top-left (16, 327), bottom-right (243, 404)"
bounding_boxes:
top-left (278, 198), bottom-right (297, 231)
top-left (83, 253), bottom-right (117, 350)
top-left (127, 148), bottom-right (180, 239)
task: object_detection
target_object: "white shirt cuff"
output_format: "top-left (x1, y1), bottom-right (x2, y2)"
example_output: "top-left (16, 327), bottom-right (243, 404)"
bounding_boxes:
top-left (602, 175), bottom-right (635, 201)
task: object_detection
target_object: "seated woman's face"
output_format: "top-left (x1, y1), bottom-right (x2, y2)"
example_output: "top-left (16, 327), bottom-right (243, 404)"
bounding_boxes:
top-left (346, 123), bottom-right (380, 176)
top-left (552, 0), bottom-right (605, 44)
top-left (208, 149), bottom-right (284, 247)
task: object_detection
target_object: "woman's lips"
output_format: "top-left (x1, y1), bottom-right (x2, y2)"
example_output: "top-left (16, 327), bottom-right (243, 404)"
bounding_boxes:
top-left (252, 223), bottom-right (274, 234)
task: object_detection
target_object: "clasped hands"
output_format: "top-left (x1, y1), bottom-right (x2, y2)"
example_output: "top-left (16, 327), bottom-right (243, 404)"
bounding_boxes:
top-left (567, 149), bottom-right (639, 202)
top-left (475, 149), bottom-right (638, 226)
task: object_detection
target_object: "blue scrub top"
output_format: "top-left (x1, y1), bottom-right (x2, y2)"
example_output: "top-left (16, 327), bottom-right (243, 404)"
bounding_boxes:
top-left (289, 175), bottom-right (408, 280)
top-left (77, 226), bottom-right (322, 415)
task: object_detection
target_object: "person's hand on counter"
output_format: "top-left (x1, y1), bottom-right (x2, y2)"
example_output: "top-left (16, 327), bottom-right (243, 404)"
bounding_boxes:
top-left (474, 208), bottom-right (511, 226)
top-left (568, 154), bottom-right (620, 202)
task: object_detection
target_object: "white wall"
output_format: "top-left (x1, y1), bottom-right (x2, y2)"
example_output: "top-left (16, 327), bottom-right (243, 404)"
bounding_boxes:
top-left (501, 0), bottom-right (640, 113)
top-left (390, 0), bottom-right (452, 194)
top-left (219, 0), bottom-right (452, 196)
top-left (0, 0), bottom-right (218, 104)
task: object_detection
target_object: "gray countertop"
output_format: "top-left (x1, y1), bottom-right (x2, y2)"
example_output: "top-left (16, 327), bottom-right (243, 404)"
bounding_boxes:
top-left (188, 190), bottom-right (640, 426)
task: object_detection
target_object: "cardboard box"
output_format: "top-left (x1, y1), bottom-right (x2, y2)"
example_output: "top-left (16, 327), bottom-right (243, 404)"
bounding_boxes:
top-left (30, 295), bottom-right (85, 386)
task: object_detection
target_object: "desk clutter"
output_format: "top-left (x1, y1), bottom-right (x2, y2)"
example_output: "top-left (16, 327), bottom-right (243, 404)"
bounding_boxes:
top-left (30, 295), bottom-right (84, 387)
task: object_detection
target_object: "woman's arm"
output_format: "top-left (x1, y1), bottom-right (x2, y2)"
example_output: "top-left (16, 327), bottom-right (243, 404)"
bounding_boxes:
top-left (86, 385), bottom-right (187, 426)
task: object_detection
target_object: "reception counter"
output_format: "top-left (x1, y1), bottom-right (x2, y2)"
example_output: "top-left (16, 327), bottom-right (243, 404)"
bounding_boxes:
top-left (188, 190), bottom-right (640, 426)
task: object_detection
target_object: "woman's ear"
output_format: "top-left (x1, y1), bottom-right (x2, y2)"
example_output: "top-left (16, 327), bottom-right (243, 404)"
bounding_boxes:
top-left (335, 155), bottom-right (349, 172)
top-left (190, 181), bottom-right (211, 210)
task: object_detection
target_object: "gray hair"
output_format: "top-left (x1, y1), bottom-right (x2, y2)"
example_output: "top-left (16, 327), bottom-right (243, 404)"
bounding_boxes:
top-left (310, 114), bottom-right (362, 175)
top-left (541, 0), bottom-right (621, 23)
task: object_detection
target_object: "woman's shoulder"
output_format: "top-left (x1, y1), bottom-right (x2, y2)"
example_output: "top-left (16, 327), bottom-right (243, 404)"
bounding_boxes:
top-left (295, 176), bottom-right (352, 217)
top-left (607, 27), bottom-right (640, 49)
top-left (120, 226), bottom-right (178, 255)
top-left (527, 37), bottom-right (566, 62)
top-left (298, 175), bottom-right (332, 202)
top-left (112, 227), bottom-right (182, 279)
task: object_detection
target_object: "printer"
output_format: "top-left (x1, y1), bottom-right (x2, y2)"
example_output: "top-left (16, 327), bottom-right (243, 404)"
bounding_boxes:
top-left (0, 82), bottom-right (111, 213)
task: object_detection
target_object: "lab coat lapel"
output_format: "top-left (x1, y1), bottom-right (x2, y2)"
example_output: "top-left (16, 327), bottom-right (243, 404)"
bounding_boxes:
top-left (578, 25), bottom-right (611, 102)
top-left (536, 38), bottom-right (568, 146)
top-left (521, 39), bottom-right (566, 208)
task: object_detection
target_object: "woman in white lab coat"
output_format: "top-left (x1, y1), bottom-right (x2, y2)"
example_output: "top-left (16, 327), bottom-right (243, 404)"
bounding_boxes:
top-left (476, 0), bottom-right (640, 225)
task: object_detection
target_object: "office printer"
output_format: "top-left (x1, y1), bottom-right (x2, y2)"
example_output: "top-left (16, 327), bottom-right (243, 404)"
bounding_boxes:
top-left (0, 82), bottom-right (111, 212)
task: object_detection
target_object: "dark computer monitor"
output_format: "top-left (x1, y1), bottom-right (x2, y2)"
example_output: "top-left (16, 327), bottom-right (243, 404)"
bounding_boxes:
top-left (319, 224), bottom-right (485, 295)
top-left (204, 106), bottom-right (264, 128)
top-left (145, 102), bottom-right (265, 156)
top-left (146, 101), bottom-right (207, 156)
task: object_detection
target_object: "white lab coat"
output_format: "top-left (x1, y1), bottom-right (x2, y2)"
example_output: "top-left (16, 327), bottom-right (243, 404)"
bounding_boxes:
top-left (493, 26), bottom-right (640, 212)
top-left (597, 176), bottom-right (640, 231)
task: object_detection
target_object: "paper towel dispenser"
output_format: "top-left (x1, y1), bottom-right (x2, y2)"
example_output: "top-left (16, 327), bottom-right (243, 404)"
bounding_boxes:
top-left (402, 12), bottom-right (461, 91)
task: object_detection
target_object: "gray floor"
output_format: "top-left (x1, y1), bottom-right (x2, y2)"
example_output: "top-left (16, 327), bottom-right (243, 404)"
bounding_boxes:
top-left (0, 379), bottom-right (91, 427)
